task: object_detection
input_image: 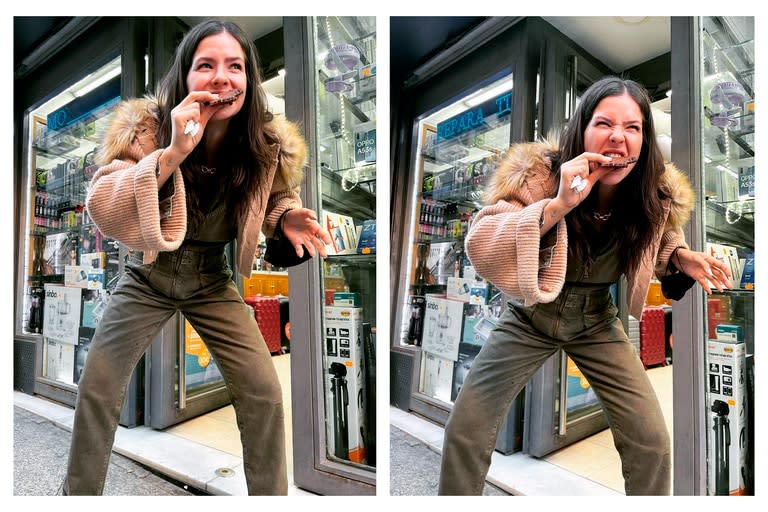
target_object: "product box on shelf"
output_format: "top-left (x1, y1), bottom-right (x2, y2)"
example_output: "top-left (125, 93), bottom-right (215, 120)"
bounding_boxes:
top-left (421, 350), bottom-right (453, 403)
top-left (324, 306), bottom-right (368, 464)
top-left (45, 338), bottom-right (76, 385)
top-left (87, 269), bottom-right (105, 290)
top-left (426, 241), bottom-right (462, 285)
top-left (446, 277), bottom-right (473, 302)
top-left (405, 295), bottom-right (426, 346)
top-left (706, 339), bottom-right (748, 495)
top-left (44, 232), bottom-right (78, 275)
top-left (706, 243), bottom-right (742, 289)
top-left (356, 219), bottom-right (376, 254)
top-left (450, 342), bottom-right (482, 402)
top-left (73, 327), bottom-right (95, 385)
top-left (42, 284), bottom-right (82, 345)
top-left (323, 211), bottom-right (357, 255)
top-left (64, 265), bottom-right (91, 288)
top-left (80, 251), bottom-right (107, 269)
top-left (422, 295), bottom-right (467, 361)
top-left (740, 251), bottom-right (754, 289)
top-left (354, 121), bottom-right (376, 164)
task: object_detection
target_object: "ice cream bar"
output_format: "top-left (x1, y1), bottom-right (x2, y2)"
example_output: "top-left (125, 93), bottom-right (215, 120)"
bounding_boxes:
top-left (207, 89), bottom-right (243, 106)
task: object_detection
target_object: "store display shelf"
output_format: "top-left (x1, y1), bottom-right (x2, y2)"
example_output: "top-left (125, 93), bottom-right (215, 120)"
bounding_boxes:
top-left (327, 253), bottom-right (376, 266)
top-left (422, 190), bottom-right (484, 209)
top-left (414, 236), bottom-right (465, 246)
top-left (713, 288), bottom-right (754, 298)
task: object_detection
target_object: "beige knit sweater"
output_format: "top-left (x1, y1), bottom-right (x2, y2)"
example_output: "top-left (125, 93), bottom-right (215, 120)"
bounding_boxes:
top-left (85, 97), bottom-right (307, 277)
top-left (465, 139), bottom-right (695, 319)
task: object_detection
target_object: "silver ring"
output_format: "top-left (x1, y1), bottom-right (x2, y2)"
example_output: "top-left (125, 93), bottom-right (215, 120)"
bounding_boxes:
top-left (570, 175), bottom-right (587, 193)
top-left (184, 120), bottom-right (200, 137)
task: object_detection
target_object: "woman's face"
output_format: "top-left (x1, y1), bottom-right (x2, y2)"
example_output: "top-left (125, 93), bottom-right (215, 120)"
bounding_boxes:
top-left (186, 31), bottom-right (247, 122)
top-left (583, 91), bottom-right (644, 187)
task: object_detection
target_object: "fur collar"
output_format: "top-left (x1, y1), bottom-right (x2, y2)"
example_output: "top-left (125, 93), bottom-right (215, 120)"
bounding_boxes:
top-left (486, 138), bottom-right (695, 228)
top-left (94, 96), bottom-right (307, 189)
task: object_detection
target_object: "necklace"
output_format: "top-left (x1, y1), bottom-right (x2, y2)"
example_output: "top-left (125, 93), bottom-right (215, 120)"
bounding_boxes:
top-left (201, 165), bottom-right (217, 175)
top-left (593, 210), bottom-right (613, 221)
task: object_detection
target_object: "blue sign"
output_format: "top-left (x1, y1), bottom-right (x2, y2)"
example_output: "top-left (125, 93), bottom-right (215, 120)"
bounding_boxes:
top-left (436, 90), bottom-right (512, 143)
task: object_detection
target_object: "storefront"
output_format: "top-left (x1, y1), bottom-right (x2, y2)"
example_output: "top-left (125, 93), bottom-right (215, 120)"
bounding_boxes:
top-left (389, 15), bottom-right (754, 495)
top-left (13, 15), bottom-right (377, 496)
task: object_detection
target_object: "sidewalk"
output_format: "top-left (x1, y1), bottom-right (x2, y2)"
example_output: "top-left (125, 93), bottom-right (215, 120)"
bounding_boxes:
top-left (389, 406), bottom-right (621, 496)
top-left (14, 405), bottom-right (195, 496)
top-left (12, 391), bottom-right (314, 496)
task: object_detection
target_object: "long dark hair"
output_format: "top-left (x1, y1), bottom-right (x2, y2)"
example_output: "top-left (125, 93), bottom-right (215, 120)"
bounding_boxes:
top-left (553, 76), bottom-right (669, 277)
top-left (155, 19), bottom-right (275, 228)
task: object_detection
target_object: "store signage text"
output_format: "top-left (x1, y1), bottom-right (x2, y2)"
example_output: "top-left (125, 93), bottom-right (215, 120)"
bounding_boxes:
top-left (436, 90), bottom-right (512, 143)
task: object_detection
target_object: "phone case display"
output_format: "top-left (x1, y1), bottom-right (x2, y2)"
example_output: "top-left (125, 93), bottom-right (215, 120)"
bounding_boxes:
top-left (699, 16), bottom-right (754, 496)
top-left (17, 57), bottom-right (123, 387)
top-left (313, 16), bottom-right (377, 470)
top-left (396, 73), bottom-right (513, 404)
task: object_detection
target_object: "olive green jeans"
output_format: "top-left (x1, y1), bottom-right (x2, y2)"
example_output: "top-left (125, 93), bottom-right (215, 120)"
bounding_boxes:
top-left (439, 285), bottom-right (671, 496)
top-left (63, 245), bottom-right (287, 495)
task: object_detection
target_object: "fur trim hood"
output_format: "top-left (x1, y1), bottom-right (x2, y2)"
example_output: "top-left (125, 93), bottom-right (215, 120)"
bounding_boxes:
top-left (485, 137), bottom-right (695, 228)
top-left (95, 95), bottom-right (307, 187)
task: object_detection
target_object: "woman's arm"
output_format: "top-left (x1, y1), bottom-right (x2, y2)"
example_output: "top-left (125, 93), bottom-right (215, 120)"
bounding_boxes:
top-left (85, 150), bottom-right (187, 252)
top-left (465, 197), bottom-right (569, 306)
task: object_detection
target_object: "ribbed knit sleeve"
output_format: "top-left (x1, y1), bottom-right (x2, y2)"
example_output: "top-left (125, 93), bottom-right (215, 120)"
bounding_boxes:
top-left (85, 149), bottom-right (187, 252)
top-left (262, 166), bottom-right (303, 239)
top-left (465, 197), bottom-right (569, 307)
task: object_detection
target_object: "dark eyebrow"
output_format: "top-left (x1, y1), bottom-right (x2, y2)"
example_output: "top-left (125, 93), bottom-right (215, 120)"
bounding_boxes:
top-left (593, 114), bottom-right (643, 126)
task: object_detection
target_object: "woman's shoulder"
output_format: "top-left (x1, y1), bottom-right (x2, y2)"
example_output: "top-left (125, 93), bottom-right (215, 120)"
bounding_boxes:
top-left (95, 96), bottom-right (159, 166)
top-left (485, 137), bottom-right (558, 205)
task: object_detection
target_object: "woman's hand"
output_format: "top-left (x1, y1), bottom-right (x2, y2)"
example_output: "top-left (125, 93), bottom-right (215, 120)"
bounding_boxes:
top-left (168, 91), bottom-right (225, 157)
top-left (673, 248), bottom-right (733, 294)
top-left (555, 152), bottom-right (614, 210)
top-left (280, 208), bottom-right (333, 259)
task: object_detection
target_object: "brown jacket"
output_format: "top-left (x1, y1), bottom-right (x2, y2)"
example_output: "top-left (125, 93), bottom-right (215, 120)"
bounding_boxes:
top-left (85, 97), bottom-right (307, 277)
top-left (465, 139), bottom-right (695, 319)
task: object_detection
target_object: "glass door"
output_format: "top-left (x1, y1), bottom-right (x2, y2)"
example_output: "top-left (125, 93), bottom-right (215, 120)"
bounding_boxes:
top-left (284, 15), bottom-right (376, 495)
top-left (698, 16), bottom-right (754, 496)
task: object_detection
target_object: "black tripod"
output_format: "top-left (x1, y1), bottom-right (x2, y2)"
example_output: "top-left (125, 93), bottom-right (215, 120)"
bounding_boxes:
top-left (711, 399), bottom-right (731, 495)
top-left (329, 362), bottom-right (349, 460)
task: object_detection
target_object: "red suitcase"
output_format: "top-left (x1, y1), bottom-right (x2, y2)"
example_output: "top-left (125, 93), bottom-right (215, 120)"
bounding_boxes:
top-left (244, 296), bottom-right (282, 355)
top-left (640, 306), bottom-right (667, 368)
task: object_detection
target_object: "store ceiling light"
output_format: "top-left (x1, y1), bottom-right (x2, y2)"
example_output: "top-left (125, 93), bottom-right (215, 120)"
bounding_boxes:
top-left (72, 66), bottom-right (121, 98)
top-left (464, 79), bottom-right (514, 107)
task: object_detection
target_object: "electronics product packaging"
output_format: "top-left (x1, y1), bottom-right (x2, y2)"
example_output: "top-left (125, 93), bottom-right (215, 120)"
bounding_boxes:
top-left (421, 295), bottom-right (466, 361)
top-left (354, 121), bottom-right (376, 164)
top-left (405, 295), bottom-right (426, 346)
top-left (450, 342), bottom-right (482, 401)
top-left (421, 351), bottom-right (453, 403)
top-left (64, 265), bottom-right (91, 288)
top-left (446, 277), bottom-right (473, 302)
top-left (324, 306), bottom-right (368, 464)
top-left (42, 284), bottom-right (82, 345)
top-left (323, 211), bottom-right (357, 255)
top-left (706, 339), bottom-right (748, 495)
top-left (706, 243), bottom-right (743, 289)
top-left (45, 338), bottom-right (75, 385)
top-left (356, 219), bottom-right (376, 254)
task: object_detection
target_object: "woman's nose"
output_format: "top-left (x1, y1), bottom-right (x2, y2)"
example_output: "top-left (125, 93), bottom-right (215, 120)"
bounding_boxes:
top-left (212, 65), bottom-right (229, 85)
top-left (609, 127), bottom-right (625, 143)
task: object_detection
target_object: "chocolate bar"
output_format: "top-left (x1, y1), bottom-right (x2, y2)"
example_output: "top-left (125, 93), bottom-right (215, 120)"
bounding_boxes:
top-left (206, 89), bottom-right (243, 106)
top-left (605, 155), bottom-right (638, 168)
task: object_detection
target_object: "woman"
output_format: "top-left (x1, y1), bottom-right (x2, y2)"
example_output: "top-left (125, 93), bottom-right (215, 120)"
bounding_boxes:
top-left (61, 20), bottom-right (331, 495)
top-left (438, 76), bottom-right (732, 496)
